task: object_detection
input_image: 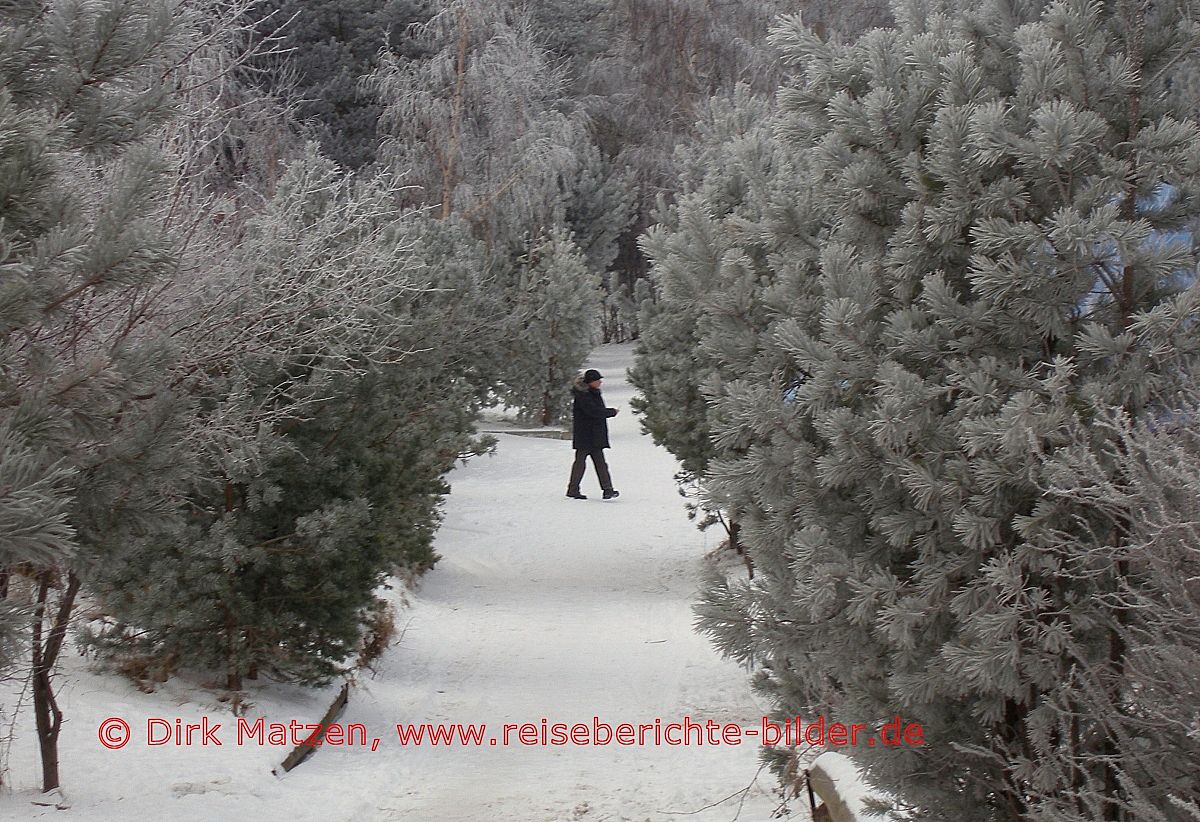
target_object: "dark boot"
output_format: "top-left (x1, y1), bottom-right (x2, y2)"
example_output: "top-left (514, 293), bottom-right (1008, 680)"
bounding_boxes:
top-left (603, 489), bottom-right (619, 500)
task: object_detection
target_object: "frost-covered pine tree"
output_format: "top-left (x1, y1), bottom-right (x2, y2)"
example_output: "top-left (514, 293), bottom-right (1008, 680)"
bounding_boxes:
top-left (1023, 391), bottom-right (1200, 820)
top-left (659, 0), bottom-right (1200, 817)
top-left (247, 0), bottom-right (427, 169)
top-left (561, 133), bottom-right (636, 302)
top-left (372, 0), bottom-right (584, 237)
top-left (631, 86), bottom-right (817, 551)
top-left (85, 150), bottom-right (507, 690)
top-left (0, 0), bottom-right (200, 791)
top-left (2, 0), bottom-right (513, 790)
top-left (501, 229), bottom-right (601, 425)
top-left (583, 0), bottom-right (891, 309)
top-left (371, 0), bottom-right (621, 419)
top-left (631, 87), bottom-right (782, 473)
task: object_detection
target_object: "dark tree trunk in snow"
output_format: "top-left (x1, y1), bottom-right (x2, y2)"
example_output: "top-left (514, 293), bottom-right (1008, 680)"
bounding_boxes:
top-left (32, 570), bottom-right (81, 792)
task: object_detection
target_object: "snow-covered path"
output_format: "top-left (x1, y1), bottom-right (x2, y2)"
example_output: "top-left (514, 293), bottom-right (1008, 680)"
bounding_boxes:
top-left (314, 343), bottom-right (782, 820)
top-left (2, 344), bottom-right (787, 821)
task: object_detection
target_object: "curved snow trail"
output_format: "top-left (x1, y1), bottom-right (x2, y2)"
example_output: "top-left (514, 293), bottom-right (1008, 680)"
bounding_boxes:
top-left (0, 343), bottom-right (788, 822)
top-left (309, 343), bottom-right (784, 821)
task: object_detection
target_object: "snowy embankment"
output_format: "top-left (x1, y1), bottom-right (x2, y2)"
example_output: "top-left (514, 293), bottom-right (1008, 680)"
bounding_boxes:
top-left (1, 343), bottom-right (793, 821)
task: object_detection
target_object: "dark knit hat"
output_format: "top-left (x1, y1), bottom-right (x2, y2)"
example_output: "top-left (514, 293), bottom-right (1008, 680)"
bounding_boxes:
top-left (583, 369), bottom-right (603, 384)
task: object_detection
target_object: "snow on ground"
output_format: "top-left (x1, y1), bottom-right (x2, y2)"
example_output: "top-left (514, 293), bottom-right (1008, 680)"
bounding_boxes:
top-left (0, 343), bottom-right (798, 821)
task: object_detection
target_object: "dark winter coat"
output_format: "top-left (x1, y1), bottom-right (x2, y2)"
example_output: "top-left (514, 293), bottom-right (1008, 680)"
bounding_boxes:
top-left (571, 375), bottom-right (617, 451)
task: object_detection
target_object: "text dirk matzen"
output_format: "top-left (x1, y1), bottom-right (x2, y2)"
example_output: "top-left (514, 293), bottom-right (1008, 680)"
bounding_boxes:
top-left (97, 717), bottom-right (381, 751)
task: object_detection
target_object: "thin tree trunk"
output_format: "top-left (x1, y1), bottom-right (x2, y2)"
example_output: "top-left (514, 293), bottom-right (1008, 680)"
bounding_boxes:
top-left (225, 604), bottom-right (242, 692)
top-left (441, 10), bottom-right (469, 220)
top-left (729, 517), bottom-right (753, 579)
top-left (32, 570), bottom-right (81, 792)
top-left (998, 698), bottom-right (1030, 821)
top-left (223, 481), bottom-right (243, 692)
top-left (1103, 547), bottom-right (1130, 821)
top-left (541, 350), bottom-right (557, 427)
top-left (1099, 8), bottom-right (1146, 815)
top-left (247, 628), bottom-right (259, 681)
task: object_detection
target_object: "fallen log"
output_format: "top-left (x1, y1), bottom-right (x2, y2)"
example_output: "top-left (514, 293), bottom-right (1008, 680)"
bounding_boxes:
top-left (273, 682), bottom-right (350, 775)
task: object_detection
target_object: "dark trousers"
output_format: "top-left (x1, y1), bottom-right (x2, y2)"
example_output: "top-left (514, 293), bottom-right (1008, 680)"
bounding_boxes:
top-left (568, 448), bottom-right (613, 493)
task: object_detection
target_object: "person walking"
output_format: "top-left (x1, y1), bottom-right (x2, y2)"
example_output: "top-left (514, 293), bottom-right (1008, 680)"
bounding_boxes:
top-left (566, 369), bottom-right (619, 500)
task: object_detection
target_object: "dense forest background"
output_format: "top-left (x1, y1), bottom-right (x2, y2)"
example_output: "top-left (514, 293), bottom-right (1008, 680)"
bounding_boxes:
top-left (5, 0), bottom-right (1200, 819)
